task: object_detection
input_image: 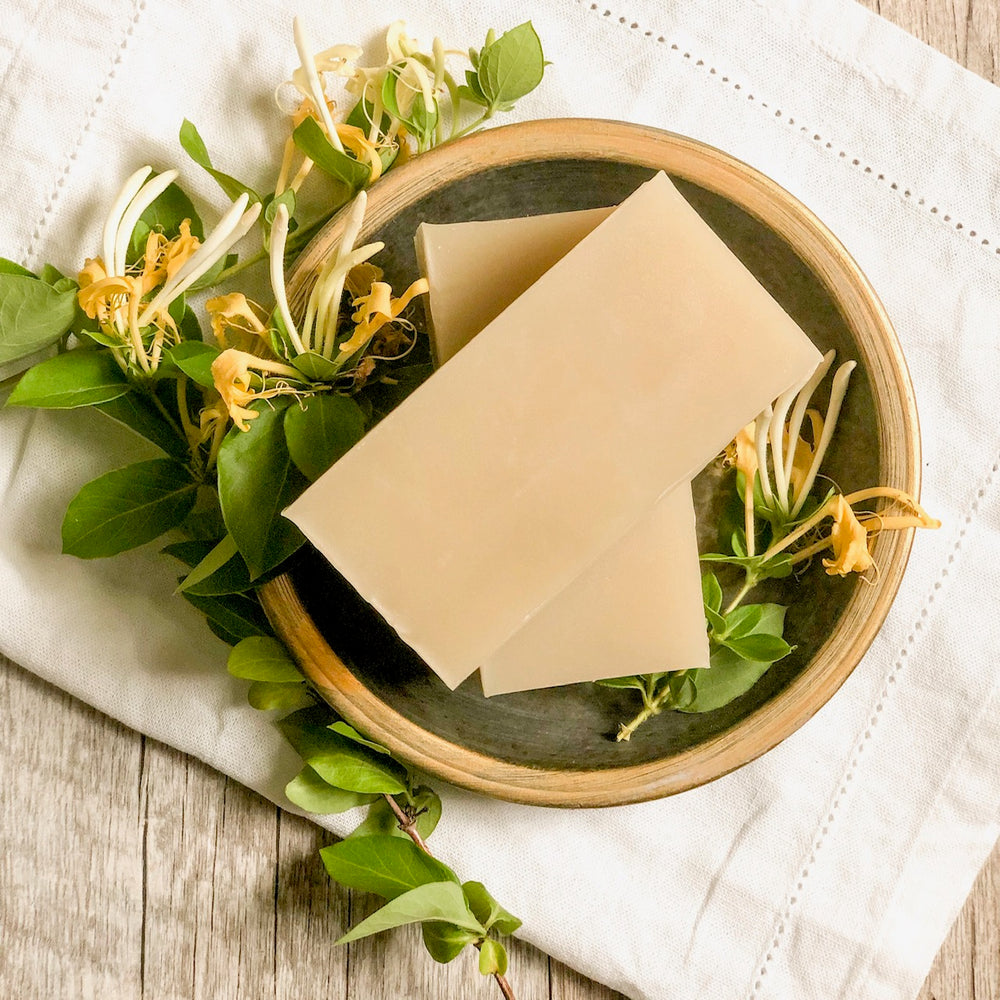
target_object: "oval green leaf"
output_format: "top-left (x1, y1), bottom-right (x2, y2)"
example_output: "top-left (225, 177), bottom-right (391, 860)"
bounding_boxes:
top-left (247, 680), bottom-right (314, 713)
top-left (321, 835), bottom-right (459, 901)
top-left (217, 400), bottom-right (307, 578)
top-left (477, 22), bottom-right (545, 106)
top-left (167, 340), bottom-right (219, 388)
top-left (61, 458), bottom-right (197, 558)
top-left (0, 273), bottom-right (78, 366)
top-left (227, 635), bottom-right (302, 682)
top-left (422, 922), bottom-right (479, 964)
top-left (7, 348), bottom-right (128, 408)
top-left (336, 881), bottom-right (484, 945)
top-left (286, 764), bottom-right (377, 814)
top-left (284, 392), bottom-right (365, 481)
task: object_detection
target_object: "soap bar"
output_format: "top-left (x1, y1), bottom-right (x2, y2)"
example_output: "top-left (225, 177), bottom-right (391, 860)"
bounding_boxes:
top-left (416, 209), bottom-right (707, 695)
top-left (415, 207), bottom-right (612, 365)
top-left (480, 485), bottom-right (705, 695)
top-left (285, 172), bottom-right (822, 689)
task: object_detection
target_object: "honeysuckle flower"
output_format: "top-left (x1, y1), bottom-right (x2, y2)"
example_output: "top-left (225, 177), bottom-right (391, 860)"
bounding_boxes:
top-left (786, 409), bottom-right (823, 501)
top-left (341, 276), bottom-right (428, 359)
top-left (822, 494), bottom-right (874, 576)
top-left (210, 348), bottom-right (305, 431)
top-left (270, 193), bottom-right (385, 361)
top-left (291, 17), bottom-right (346, 153)
top-left (205, 293), bottom-right (274, 355)
top-left (79, 168), bottom-right (260, 375)
top-left (724, 421), bottom-right (759, 556)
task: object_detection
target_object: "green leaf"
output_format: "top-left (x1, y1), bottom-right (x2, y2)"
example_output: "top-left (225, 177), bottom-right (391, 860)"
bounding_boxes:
top-left (462, 882), bottom-right (521, 936)
top-left (410, 785), bottom-right (443, 840)
top-left (478, 937), bottom-right (508, 976)
top-left (182, 590), bottom-right (273, 642)
top-left (705, 605), bottom-right (726, 635)
top-left (179, 119), bottom-right (260, 204)
top-left (0, 274), bottom-right (80, 366)
top-left (94, 391), bottom-right (188, 458)
top-left (595, 675), bottom-right (648, 693)
top-left (321, 835), bottom-right (458, 901)
top-left (161, 538), bottom-right (215, 567)
top-left (723, 632), bottom-right (793, 662)
top-left (292, 116), bottom-right (371, 190)
top-left (290, 351), bottom-right (340, 380)
top-left (0, 257), bottom-right (34, 277)
top-left (723, 604), bottom-right (764, 639)
top-left (139, 179), bottom-right (205, 240)
top-left (477, 22), bottom-right (545, 107)
top-left (421, 922), bottom-right (479, 964)
top-left (329, 721), bottom-right (391, 755)
top-left (702, 572), bottom-right (723, 615)
top-left (680, 606), bottom-right (787, 713)
top-left (206, 618), bottom-right (243, 647)
top-left (336, 881), bottom-right (484, 945)
top-left (284, 393), bottom-right (365, 481)
top-left (61, 459), bottom-right (198, 558)
top-left (167, 340), bottom-right (219, 388)
top-left (177, 534), bottom-right (239, 593)
top-left (39, 263), bottom-right (67, 285)
top-left (217, 400), bottom-right (307, 578)
top-left (227, 635), bottom-right (302, 682)
top-left (247, 680), bottom-right (314, 712)
top-left (7, 350), bottom-right (128, 408)
top-left (285, 764), bottom-right (377, 814)
top-left (264, 188), bottom-right (296, 227)
top-left (279, 709), bottom-right (407, 794)
top-left (187, 253), bottom-right (237, 294)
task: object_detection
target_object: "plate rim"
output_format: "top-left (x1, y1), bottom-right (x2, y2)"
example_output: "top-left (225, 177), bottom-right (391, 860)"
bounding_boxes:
top-left (259, 118), bottom-right (920, 808)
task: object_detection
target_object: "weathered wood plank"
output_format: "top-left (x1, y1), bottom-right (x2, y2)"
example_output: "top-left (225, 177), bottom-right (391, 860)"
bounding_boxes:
top-left (0, 658), bottom-right (144, 999)
top-left (138, 740), bottom-right (287, 999)
top-left (274, 814), bottom-right (350, 998)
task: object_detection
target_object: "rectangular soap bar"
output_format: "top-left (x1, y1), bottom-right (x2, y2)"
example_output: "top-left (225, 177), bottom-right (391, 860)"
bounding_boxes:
top-left (285, 172), bottom-right (822, 689)
top-left (480, 485), bottom-right (706, 695)
top-left (415, 207), bottom-right (612, 365)
top-left (416, 209), bottom-right (708, 695)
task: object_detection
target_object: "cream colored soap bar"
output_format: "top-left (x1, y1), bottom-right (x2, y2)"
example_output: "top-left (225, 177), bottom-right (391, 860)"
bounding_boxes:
top-left (415, 207), bottom-right (612, 365)
top-left (285, 172), bottom-right (822, 689)
top-left (480, 485), bottom-right (706, 695)
top-left (416, 209), bottom-right (707, 695)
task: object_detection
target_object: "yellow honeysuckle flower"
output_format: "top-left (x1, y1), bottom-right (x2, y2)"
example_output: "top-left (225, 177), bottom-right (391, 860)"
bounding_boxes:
top-left (80, 169), bottom-right (259, 374)
top-left (211, 348), bottom-right (304, 432)
top-left (787, 409), bottom-right (824, 502)
top-left (344, 261), bottom-right (383, 300)
top-left (725, 421), bottom-right (758, 483)
top-left (205, 293), bottom-right (272, 355)
top-left (340, 277), bottom-right (429, 358)
top-left (77, 260), bottom-right (134, 325)
top-left (724, 420), bottom-right (759, 555)
top-left (822, 494), bottom-right (874, 576)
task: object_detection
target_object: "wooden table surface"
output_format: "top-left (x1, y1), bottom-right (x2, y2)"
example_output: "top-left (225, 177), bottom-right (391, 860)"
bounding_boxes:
top-left (3, 2), bottom-right (999, 998)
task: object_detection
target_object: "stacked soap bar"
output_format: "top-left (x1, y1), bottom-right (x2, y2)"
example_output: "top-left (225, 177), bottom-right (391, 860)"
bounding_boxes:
top-left (285, 173), bottom-right (822, 694)
top-left (415, 207), bottom-right (707, 697)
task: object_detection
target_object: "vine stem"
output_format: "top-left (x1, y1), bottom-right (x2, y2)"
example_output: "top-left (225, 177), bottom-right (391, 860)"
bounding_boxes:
top-left (616, 685), bottom-right (671, 742)
top-left (381, 793), bottom-right (518, 1000)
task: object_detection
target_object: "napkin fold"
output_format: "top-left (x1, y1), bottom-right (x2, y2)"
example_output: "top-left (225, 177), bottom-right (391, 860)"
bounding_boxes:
top-left (2, 2), bottom-right (1000, 999)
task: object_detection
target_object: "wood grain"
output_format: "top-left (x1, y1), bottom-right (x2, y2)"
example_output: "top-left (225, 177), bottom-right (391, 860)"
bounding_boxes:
top-left (1, 3), bottom-right (998, 1000)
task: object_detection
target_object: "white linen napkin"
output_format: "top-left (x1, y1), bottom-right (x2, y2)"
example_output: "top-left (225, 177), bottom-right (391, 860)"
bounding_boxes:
top-left (2, 1), bottom-right (999, 998)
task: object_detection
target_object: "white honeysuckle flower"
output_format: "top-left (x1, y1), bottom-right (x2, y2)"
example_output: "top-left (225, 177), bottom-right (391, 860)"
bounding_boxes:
top-left (292, 16), bottom-right (345, 153)
top-left (268, 202), bottom-right (306, 355)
